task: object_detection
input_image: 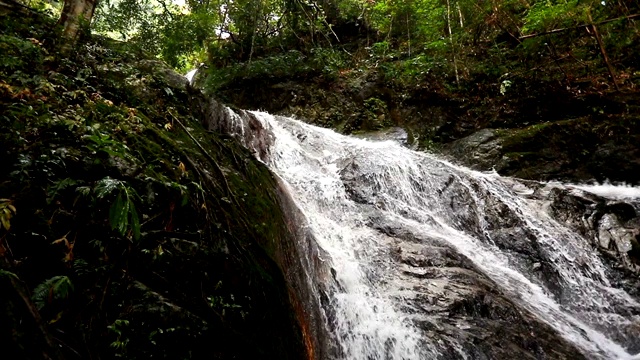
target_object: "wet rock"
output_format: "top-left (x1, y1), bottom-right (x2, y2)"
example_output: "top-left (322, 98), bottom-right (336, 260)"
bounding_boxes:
top-left (598, 213), bottom-right (635, 253)
top-left (334, 151), bottom-right (640, 356)
top-left (353, 207), bottom-right (585, 359)
top-left (546, 187), bottom-right (640, 303)
top-left (548, 187), bottom-right (640, 269)
top-left (340, 156), bottom-right (567, 300)
top-left (382, 221), bottom-right (584, 360)
top-left (440, 129), bottom-right (504, 171)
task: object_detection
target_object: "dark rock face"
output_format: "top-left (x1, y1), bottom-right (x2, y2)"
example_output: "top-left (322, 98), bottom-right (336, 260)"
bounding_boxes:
top-left (191, 89), bottom-right (334, 360)
top-left (542, 187), bottom-right (640, 353)
top-left (441, 117), bottom-right (640, 184)
top-left (588, 141), bottom-right (640, 184)
top-left (266, 177), bottom-right (337, 360)
top-left (440, 129), bottom-right (504, 171)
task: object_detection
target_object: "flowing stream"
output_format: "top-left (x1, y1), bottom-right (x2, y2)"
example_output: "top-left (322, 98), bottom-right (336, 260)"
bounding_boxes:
top-left (215, 108), bottom-right (640, 359)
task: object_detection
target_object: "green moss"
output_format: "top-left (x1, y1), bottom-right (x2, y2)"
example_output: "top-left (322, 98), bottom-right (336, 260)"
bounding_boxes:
top-left (498, 119), bottom-right (583, 150)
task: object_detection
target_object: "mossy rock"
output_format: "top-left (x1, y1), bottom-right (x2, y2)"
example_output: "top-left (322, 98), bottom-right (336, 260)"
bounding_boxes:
top-left (0, 10), bottom-right (307, 360)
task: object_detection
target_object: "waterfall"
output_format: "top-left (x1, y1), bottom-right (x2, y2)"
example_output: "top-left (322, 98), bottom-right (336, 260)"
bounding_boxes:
top-left (208, 106), bottom-right (640, 360)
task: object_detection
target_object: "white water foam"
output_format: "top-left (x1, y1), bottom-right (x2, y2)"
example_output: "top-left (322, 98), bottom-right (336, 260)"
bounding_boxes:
top-left (185, 68), bottom-right (198, 83)
top-left (225, 110), bottom-right (640, 359)
top-left (570, 183), bottom-right (640, 200)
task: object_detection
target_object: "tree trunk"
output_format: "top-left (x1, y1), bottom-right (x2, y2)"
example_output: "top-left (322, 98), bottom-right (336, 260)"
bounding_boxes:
top-left (588, 13), bottom-right (620, 91)
top-left (58, 0), bottom-right (98, 52)
top-left (446, 0), bottom-right (459, 84)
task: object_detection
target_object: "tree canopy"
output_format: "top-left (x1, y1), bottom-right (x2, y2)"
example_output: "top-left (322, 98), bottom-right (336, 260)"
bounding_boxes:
top-left (19, 0), bottom-right (638, 89)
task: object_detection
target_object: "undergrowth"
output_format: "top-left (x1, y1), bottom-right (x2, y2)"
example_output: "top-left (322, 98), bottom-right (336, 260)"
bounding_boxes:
top-left (0, 10), bottom-right (305, 360)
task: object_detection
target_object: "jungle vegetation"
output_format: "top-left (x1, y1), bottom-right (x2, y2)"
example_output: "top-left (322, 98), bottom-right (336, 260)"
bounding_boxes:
top-left (8, 0), bottom-right (638, 91)
top-left (51, 0), bottom-right (638, 91)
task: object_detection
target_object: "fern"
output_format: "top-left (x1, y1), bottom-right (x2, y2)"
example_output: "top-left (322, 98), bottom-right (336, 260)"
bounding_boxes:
top-left (73, 258), bottom-right (91, 276)
top-left (46, 178), bottom-right (79, 205)
top-left (94, 177), bottom-right (141, 240)
top-left (0, 269), bottom-right (19, 280)
top-left (95, 177), bottom-right (125, 199)
top-left (32, 275), bottom-right (74, 310)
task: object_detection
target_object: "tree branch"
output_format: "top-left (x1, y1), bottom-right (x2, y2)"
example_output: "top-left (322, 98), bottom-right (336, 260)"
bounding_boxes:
top-left (156, 0), bottom-right (175, 21)
top-left (519, 14), bottom-right (640, 40)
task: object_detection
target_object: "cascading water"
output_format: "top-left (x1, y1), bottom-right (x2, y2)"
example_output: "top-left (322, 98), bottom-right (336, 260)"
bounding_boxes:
top-left (212, 106), bottom-right (640, 359)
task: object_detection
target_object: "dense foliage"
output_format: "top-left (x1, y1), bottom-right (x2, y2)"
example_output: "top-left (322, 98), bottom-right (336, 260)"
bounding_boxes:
top-left (14, 0), bottom-right (637, 93)
top-left (81, 0), bottom-right (639, 92)
top-left (0, 10), bottom-right (306, 359)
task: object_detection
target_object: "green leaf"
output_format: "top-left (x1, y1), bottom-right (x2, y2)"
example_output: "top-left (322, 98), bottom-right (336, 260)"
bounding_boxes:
top-left (129, 204), bottom-right (141, 240)
top-left (47, 178), bottom-right (78, 204)
top-left (109, 192), bottom-right (127, 234)
top-left (76, 186), bottom-right (91, 197)
top-left (95, 177), bottom-right (124, 198)
top-left (32, 275), bottom-right (74, 310)
top-left (0, 199), bottom-right (16, 231)
top-left (0, 213), bottom-right (10, 231)
top-left (0, 269), bottom-right (19, 280)
top-left (107, 188), bottom-right (141, 240)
